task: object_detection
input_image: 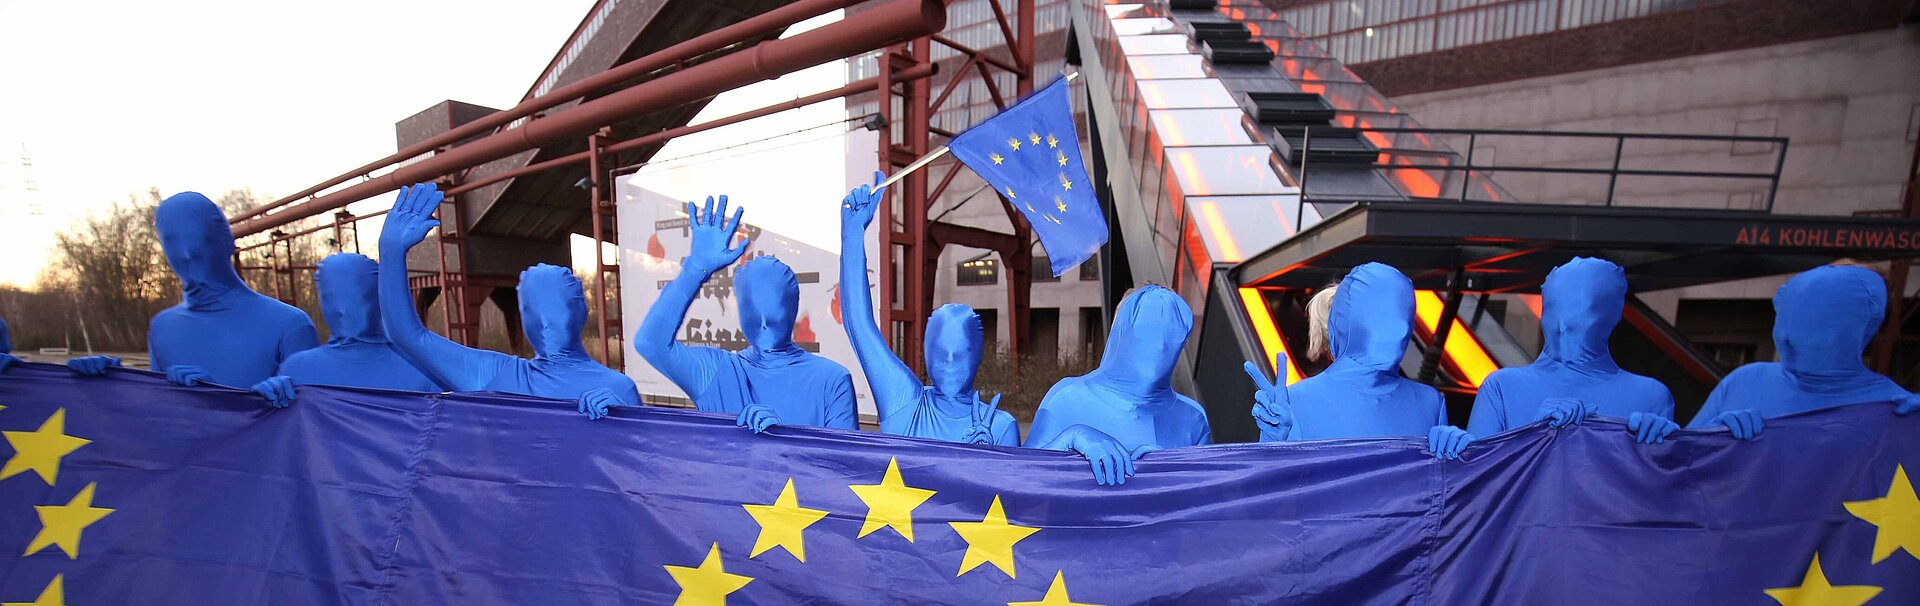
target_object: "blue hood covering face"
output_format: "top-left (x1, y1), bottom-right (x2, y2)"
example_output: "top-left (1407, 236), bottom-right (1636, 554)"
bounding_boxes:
top-left (924, 303), bottom-right (984, 398)
top-left (1538, 257), bottom-right (1626, 375)
top-left (156, 192), bottom-right (247, 308)
top-left (735, 257), bottom-right (801, 358)
top-left (316, 254), bottom-right (385, 345)
top-left (1773, 265), bottom-right (1885, 391)
top-left (1328, 263), bottom-right (1415, 374)
top-left (516, 264), bottom-right (590, 361)
top-left (1089, 285), bottom-right (1192, 396)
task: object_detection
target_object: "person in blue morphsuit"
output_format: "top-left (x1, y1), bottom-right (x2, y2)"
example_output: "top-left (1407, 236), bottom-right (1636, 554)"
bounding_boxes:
top-left (1465, 257), bottom-right (1680, 444)
top-left (0, 314), bottom-right (15, 373)
top-left (838, 174), bottom-right (1018, 445)
top-left (1689, 264), bottom-right (1919, 438)
top-left (245, 254), bottom-right (444, 407)
top-left (1246, 262), bottom-right (1473, 460)
top-left (67, 192), bottom-right (319, 387)
top-left (1027, 285), bottom-right (1210, 486)
top-left (376, 183), bottom-right (640, 410)
top-left (612, 195), bottom-right (855, 432)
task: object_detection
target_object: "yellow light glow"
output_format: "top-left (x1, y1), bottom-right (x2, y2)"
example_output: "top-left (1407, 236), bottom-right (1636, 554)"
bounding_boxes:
top-left (1414, 290), bottom-right (1497, 387)
top-left (1197, 201), bottom-right (1242, 262)
top-left (1239, 288), bottom-right (1302, 384)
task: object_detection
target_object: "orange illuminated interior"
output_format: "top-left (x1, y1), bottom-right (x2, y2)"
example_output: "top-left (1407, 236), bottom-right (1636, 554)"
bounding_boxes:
top-left (1196, 200), bottom-right (1243, 262)
top-left (1413, 290), bottom-right (1497, 387)
top-left (1239, 288), bottom-right (1303, 384)
top-left (1171, 149), bottom-right (1209, 194)
top-left (1519, 294), bottom-right (1543, 319)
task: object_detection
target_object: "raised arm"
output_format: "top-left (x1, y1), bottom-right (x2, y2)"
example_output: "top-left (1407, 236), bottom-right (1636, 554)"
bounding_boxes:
top-left (376, 183), bottom-right (511, 392)
top-left (634, 196), bottom-right (748, 397)
top-left (838, 173), bottom-right (922, 421)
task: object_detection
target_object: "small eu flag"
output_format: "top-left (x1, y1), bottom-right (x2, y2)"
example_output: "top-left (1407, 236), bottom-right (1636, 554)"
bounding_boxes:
top-left (949, 76), bottom-right (1107, 277)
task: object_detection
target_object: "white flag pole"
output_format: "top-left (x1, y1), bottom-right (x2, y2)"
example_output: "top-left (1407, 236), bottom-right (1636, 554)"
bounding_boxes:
top-left (875, 72), bottom-right (1079, 190)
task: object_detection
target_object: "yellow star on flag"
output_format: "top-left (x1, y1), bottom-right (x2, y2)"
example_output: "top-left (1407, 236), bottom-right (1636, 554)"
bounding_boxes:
top-left (1056, 150), bottom-right (1068, 167)
top-left (1058, 174), bottom-right (1073, 191)
top-left (25, 482), bottom-right (114, 559)
top-left (1009, 571), bottom-right (1101, 606)
top-left (1054, 196), bottom-right (1068, 213)
top-left (1843, 464), bottom-right (1920, 563)
top-left (1007, 137), bottom-right (1021, 151)
top-left (950, 495), bottom-right (1040, 578)
top-left (1763, 554), bottom-right (1880, 606)
top-left (2, 574), bottom-right (62, 606)
top-left (1029, 132), bottom-right (1042, 145)
top-left (1047, 133), bottom-right (1059, 149)
top-left (742, 478), bottom-right (829, 563)
top-left (2, 409), bottom-right (91, 485)
top-left (663, 543), bottom-right (753, 606)
top-left (990, 152), bottom-right (1004, 165)
top-left (849, 457), bottom-right (935, 542)
top-left (1004, 187), bottom-right (1017, 200)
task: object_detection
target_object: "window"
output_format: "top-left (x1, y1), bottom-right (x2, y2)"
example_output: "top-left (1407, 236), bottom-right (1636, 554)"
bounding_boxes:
top-left (1032, 255), bottom-right (1060, 282)
top-left (957, 258), bottom-right (999, 286)
top-left (1078, 253), bottom-right (1102, 282)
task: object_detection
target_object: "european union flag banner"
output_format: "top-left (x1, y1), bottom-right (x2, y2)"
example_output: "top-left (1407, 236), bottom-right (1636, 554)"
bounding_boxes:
top-left (949, 77), bottom-right (1107, 277)
top-left (2, 362), bottom-right (1917, 604)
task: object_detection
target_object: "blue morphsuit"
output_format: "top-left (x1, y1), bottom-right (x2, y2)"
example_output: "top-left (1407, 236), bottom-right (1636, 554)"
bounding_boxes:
top-left (274, 254), bottom-right (440, 392)
top-left (68, 192), bottom-right (318, 386)
top-left (1688, 265), bottom-right (1911, 438)
top-left (377, 184), bottom-right (639, 408)
top-left (1258, 263), bottom-right (1450, 443)
top-left (632, 196), bottom-right (856, 431)
top-left (839, 177), bottom-right (1018, 445)
top-left (1467, 258), bottom-right (1676, 441)
top-left (0, 314), bottom-right (14, 373)
top-left (1028, 285), bottom-right (1210, 485)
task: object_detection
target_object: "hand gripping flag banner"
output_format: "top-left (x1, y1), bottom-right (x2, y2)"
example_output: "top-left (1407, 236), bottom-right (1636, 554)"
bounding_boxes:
top-left (948, 76), bottom-right (1106, 277)
top-left (1, 361), bottom-right (1917, 604)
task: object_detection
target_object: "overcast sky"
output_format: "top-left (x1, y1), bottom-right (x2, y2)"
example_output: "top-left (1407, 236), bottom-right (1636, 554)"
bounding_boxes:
top-left (0, 0), bottom-right (599, 287)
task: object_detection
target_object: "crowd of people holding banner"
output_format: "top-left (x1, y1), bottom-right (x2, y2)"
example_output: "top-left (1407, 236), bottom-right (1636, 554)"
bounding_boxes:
top-left (1, 180), bottom-right (1915, 486)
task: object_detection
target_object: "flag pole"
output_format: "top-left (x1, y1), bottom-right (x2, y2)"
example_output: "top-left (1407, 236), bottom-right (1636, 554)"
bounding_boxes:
top-left (876, 72), bottom-right (1079, 190)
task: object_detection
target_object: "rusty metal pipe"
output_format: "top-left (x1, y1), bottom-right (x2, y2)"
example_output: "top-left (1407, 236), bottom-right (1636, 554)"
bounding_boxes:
top-left (230, 0), bottom-right (877, 226)
top-left (234, 0), bottom-right (944, 238)
top-left (444, 62), bottom-right (936, 196)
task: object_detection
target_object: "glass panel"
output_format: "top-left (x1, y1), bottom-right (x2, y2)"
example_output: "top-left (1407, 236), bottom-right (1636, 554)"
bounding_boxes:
top-left (1186, 194), bottom-right (1304, 263)
top-left (1149, 109), bottom-right (1256, 147)
top-left (1127, 55), bottom-right (1209, 80)
top-left (1164, 146), bottom-right (1287, 196)
top-left (1117, 34), bottom-right (1194, 55)
top-left (1136, 79), bottom-right (1238, 109)
top-left (1109, 17), bottom-right (1179, 36)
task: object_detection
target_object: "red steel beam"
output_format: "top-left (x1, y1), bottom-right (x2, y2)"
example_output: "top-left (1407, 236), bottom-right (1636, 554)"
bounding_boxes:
top-left (230, 0), bottom-right (883, 228)
top-left (233, 0), bottom-right (946, 238)
top-left (442, 63), bottom-right (937, 197)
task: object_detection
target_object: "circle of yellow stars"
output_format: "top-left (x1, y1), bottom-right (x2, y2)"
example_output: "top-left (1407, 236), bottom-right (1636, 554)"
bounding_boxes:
top-left (660, 456), bottom-right (1099, 605)
top-left (1759, 463), bottom-right (1920, 605)
top-left (3, 406), bottom-right (113, 606)
top-left (989, 130), bottom-right (1077, 227)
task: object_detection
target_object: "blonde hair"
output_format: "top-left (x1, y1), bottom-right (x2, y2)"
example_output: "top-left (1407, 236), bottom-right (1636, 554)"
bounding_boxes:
top-left (1306, 284), bottom-right (1339, 360)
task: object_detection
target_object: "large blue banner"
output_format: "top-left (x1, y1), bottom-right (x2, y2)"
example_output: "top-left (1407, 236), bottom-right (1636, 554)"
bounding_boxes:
top-left (1, 362), bottom-right (1915, 604)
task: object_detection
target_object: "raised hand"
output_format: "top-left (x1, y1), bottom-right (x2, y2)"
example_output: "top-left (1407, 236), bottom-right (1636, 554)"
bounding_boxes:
top-left (737, 403), bottom-right (781, 434)
top-left (1427, 425), bottom-right (1473, 460)
top-left (166, 365), bottom-right (211, 387)
top-left (1626, 412), bottom-right (1679, 444)
top-left (1537, 398), bottom-right (1594, 428)
top-left (379, 183), bottom-right (444, 255)
top-left (1712, 409), bottom-right (1764, 440)
top-left (1243, 352), bottom-right (1294, 433)
top-left (684, 195), bottom-right (748, 275)
top-left (250, 376), bottom-right (296, 409)
top-left (578, 387), bottom-right (623, 420)
top-left (66, 355), bottom-right (120, 376)
top-left (840, 171), bottom-right (888, 239)
top-left (963, 393), bottom-right (1004, 445)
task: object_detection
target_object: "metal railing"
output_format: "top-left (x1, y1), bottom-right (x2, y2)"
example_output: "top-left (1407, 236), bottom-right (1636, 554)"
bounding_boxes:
top-left (1296, 125), bottom-right (1789, 221)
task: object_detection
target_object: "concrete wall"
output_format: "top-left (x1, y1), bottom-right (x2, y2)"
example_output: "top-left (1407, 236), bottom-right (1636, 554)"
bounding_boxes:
top-left (1389, 26), bottom-right (1920, 320)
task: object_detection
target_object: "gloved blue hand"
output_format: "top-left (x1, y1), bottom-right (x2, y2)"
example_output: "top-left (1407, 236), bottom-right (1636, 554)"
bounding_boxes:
top-left (1062, 425), bottom-right (1153, 486)
top-left (840, 171), bottom-right (887, 238)
top-left (737, 403), bottom-right (781, 434)
top-left (578, 388), bottom-right (624, 420)
top-left (683, 195), bottom-right (748, 276)
top-left (67, 356), bottom-right (121, 376)
top-left (1427, 425), bottom-right (1473, 460)
top-left (1537, 397), bottom-right (1595, 428)
top-left (378, 183), bottom-right (444, 256)
top-left (250, 376), bottom-right (296, 408)
top-left (0, 353), bottom-right (18, 374)
top-left (1244, 352), bottom-right (1295, 434)
top-left (1895, 393), bottom-right (1919, 416)
top-left (1712, 409), bottom-right (1765, 440)
top-left (962, 394), bottom-right (1004, 445)
top-left (166, 365), bottom-right (213, 387)
top-left (1626, 412), bottom-right (1679, 444)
